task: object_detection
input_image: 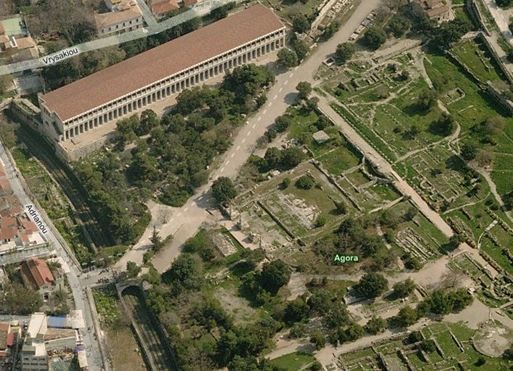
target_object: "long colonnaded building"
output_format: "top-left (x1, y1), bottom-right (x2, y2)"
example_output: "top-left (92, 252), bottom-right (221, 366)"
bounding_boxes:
top-left (38, 4), bottom-right (286, 161)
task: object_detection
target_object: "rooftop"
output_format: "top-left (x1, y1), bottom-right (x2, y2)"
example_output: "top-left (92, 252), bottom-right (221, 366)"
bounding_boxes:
top-left (0, 15), bottom-right (25, 37)
top-left (40, 4), bottom-right (284, 122)
top-left (20, 257), bottom-right (55, 290)
top-left (151, 0), bottom-right (180, 16)
top-left (94, 3), bottom-right (142, 30)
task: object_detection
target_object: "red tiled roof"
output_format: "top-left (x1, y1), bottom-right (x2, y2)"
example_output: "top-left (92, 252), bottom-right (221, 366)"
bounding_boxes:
top-left (6, 333), bottom-right (14, 348)
top-left (20, 258), bottom-right (55, 290)
top-left (40, 4), bottom-right (284, 122)
top-left (151, 0), bottom-right (180, 15)
top-left (0, 323), bottom-right (9, 350)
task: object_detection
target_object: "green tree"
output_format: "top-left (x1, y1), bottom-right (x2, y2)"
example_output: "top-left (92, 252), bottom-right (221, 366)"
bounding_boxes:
top-left (127, 261), bottom-right (141, 278)
top-left (387, 15), bottom-right (410, 38)
top-left (296, 81), bottom-right (312, 100)
top-left (136, 109), bottom-right (159, 135)
top-left (365, 316), bottom-right (386, 334)
top-left (162, 253), bottom-right (203, 292)
top-left (338, 322), bottom-right (364, 343)
top-left (417, 89), bottom-right (437, 111)
top-left (392, 279), bottom-right (416, 299)
top-left (310, 330), bottom-right (326, 350)
top-left (212, 177), bottom-right (237, 204)
top-left (284, 297), bottom-right (310, 324)
top-left (291, 38), bottom-right (309, 60)
top-left (429, 113), bottom-right (454, 136)
top-left (393, 305), bottom-right (418, 328)
top-left (292, 14), bottom-right (310, 33)
top-left (334, 42), bottom-right (355, 65)
top-left (259, 259), bottom-right (291, 294)
top-left (484, 116), bottom-right (505, 135)
top-left (353, 273), bottom-right (388, 299)
top-left (363, 26), bottom-right (387, 50)
top-left (277, 48), bottom-right (299, 68)
top-left (461, 143), bottom-right (478, 161)
top-left (264, 147), bottom-right (283, 170)
top-left (150, 226), bottom-right (164, 252)
top-left (295, 175), bottom-right (315, 190)
top-left (274, 115), bottom-right (293, 133)
top-left (0, 283), bottom-right (42, 315)
top-left (280, 147), bottom-right (305, 170)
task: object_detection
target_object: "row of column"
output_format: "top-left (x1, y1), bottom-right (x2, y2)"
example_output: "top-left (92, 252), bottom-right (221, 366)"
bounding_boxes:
top-left (63, 34), bottom-right (284, 141)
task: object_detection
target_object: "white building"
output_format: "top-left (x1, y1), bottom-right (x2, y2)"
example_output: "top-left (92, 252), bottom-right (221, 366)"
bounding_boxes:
top-left (94, 1), bottom-right (144, 36)
top-left (38, 5), bottom-right (286, 161)
top-left (21, 312), bottom-right (86, 371)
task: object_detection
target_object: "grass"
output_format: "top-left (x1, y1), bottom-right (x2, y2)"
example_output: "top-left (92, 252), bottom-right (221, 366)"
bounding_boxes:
top-left (332, 104), bottom-right (397, 162)
top-left (425, 52), bottom-right (513, 196)
top-left (316, 142), bottom-right (361, 175)
top-left (93, 285), bottom-right (121, 326)
top-left (451, 39), bottom-right (505, 84)
top-left (269, 352), bottom-right (315, 370)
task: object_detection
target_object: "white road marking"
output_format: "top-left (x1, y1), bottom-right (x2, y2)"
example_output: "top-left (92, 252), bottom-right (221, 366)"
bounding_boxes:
top-left (294, 66), bottom-right (299, 71)
top-left (252, 123), bottom-right (256, 129)
top-left (272, 95), bottom-right (277, 100)
top-left (242, 138), bottom-right (246, 144)
top-left (290, 72), bottom-right (294, 77)
top-left (236, 145), bottom-right (241, 150)
top-left (284, 80), bottom-right (289, 85)
top-left (226, 160), bottom-right (231, 165)
top-left (230, 153), bottom-right (235, 158)
top-left (263, 109), bottom-right (267, 114)
top-left (257, 116), bottom-right (262, 121)
top-left (279, 87), bottom-right (283, 92)
top-left (220, 166), bottom-right (225, 172)
top-left (184, 206), bottom-right (189, 212)
top-left (246, 131), bottom-right (251, 137)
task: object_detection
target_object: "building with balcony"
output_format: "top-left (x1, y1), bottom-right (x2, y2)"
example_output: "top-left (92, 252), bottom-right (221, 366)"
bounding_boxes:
top-left (38, 4), bottom-right (286, 161)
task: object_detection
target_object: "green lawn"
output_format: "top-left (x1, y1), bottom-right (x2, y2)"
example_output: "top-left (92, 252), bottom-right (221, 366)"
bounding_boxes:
top-left (451, 39), bottom-right (505, 84)
top-left (269, 352), bottom-right (315, 370)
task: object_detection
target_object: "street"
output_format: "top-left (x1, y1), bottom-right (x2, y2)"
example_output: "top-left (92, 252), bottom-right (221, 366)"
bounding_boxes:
top-left (0, 141), bottom-right (105, 370)
top-left (0, 0), bottom-right (236, 76)
top-left (115, 0), bottom-right (383, 273)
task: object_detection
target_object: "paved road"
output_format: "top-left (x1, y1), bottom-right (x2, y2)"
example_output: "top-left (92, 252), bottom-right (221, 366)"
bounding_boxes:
top-left (0, 142), bottom-right (104, 370)
top-left (135, 0), bottom-right (158, 26)
top-left (0, 0), bottom-right (234, 76)
top-left (115, 0), bottom-right (383, 273)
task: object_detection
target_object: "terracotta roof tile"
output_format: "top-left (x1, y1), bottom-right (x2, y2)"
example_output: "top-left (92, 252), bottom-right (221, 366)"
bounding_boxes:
top-left (20, 258), bottom-right (55, 290)
top-left (152, 0), bottom-right (180, 15)
top-left (40, 4), bottom-right (284, 122)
